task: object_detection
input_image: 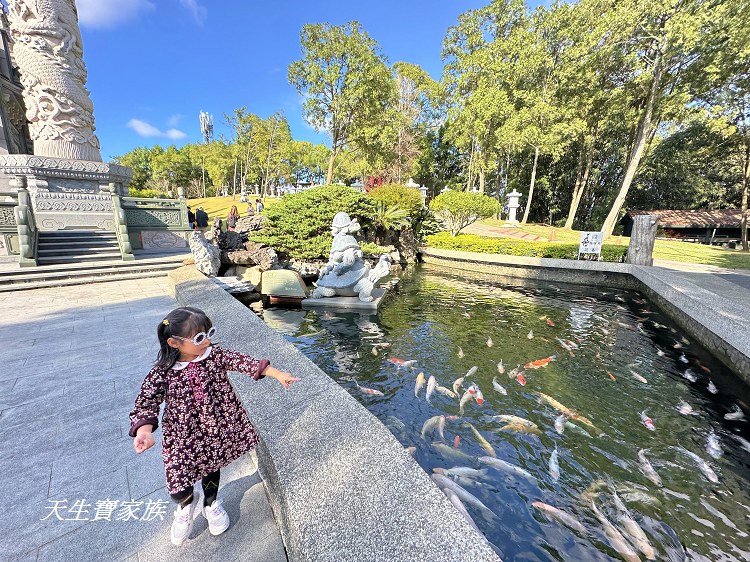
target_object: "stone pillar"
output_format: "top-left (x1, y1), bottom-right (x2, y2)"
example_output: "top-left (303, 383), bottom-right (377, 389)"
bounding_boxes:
top-left (6, 0), bottom-right (102, 162)
top-left (505, 189), bottom-right (522, 224)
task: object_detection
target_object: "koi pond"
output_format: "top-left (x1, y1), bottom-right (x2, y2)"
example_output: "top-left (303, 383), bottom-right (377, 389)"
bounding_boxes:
top-left (262, 264), bottom-right (750, 561)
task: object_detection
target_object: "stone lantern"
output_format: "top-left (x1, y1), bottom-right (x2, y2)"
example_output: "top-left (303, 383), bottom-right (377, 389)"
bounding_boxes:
top-left (505, 189), bottom-right (522, 224)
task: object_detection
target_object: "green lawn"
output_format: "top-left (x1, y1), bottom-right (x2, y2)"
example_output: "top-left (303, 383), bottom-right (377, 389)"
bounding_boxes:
top-left (477, 219), bottom-right (750, 270)
top-left (187, 196), bottom-right (281, 218)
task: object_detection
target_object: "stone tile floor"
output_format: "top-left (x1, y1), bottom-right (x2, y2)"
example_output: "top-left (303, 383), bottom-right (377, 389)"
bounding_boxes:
top-left (0, 278), bottom-right (286, 562)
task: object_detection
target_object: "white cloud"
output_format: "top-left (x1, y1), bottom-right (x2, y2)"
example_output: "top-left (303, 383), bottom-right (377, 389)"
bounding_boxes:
top-left (77, 0), bottom-right (155, 29)
top-left (127, 119), bottom-right (187, 140)
top-left (167, 114), bottom-right (184, 127)
top-left (179, 0), bottom-right (207, 25)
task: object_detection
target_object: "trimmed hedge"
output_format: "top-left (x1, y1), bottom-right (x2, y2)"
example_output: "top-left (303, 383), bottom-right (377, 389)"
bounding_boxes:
top-left (425, 232), bottom-right (628, 262)
top-left (368, 184), bottom-right (423, 217)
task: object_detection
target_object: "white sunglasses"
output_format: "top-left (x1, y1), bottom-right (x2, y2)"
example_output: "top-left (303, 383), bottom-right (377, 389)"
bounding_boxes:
top-left (171, 326), bottom-right (216, 345)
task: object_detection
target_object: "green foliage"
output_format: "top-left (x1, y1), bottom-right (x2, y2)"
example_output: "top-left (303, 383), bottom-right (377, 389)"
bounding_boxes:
top-left (372, 202), bottom-right (411, 231)
top-left (360, 242), bottom-right (395, 257)
top-left (425, 232), bottom-right (628, 262)
top-left (429, 191), bottom-right (499, 235)
top-left (127, 187), bottom-right (168, 199)
top-left (368, 184), bottom-right (423, 216)
top-left (251, 185), bottom-right (377, 259)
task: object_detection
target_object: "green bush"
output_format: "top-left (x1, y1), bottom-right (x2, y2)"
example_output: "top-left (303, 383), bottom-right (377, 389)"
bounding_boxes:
top-left (361, 242), bottom-right (395, 257)
top-left (429, 191), bottom-right (499, 236)
top-left (368, 184), bottom-right (423, 217)
top-left (251, 185), bottom-right (376, 259)
top-left (127, 187), bottom-right (167, 199)
top-left (425, 232), bottom-right (628, 262)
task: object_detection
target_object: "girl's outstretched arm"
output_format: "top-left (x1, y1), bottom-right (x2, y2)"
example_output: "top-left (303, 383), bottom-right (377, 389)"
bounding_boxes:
top-left (129, 367), bottom-right (166, 439)
top-left (262, 366), bottom-right (300, 389)
top-left (217, 347), bottom-right (299, 387)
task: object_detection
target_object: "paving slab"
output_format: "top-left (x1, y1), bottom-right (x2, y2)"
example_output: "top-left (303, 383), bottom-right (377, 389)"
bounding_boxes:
top-left (0, 278), bottom-right (286, 561)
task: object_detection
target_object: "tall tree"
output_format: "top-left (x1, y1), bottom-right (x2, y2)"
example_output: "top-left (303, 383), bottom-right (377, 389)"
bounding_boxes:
top-left (288, 22), bottom-right (395, 185)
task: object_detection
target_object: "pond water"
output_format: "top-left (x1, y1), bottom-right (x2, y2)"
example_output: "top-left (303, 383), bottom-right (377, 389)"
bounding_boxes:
top-left (260, 264), bottom-right (750, 561)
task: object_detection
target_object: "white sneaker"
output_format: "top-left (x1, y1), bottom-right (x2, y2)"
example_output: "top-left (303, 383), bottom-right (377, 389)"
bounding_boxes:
top-left (170, 496), bottom-right (197, 547)
top-left (203, 499), bottom-right (230, 535)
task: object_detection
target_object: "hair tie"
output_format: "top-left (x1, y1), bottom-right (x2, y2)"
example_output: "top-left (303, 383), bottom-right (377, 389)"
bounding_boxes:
top-left (162, 319), bottom-right (170, 326)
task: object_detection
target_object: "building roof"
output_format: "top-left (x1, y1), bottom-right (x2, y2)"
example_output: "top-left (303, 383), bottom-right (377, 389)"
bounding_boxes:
top-left (623, 209), bottom-right (742, 228)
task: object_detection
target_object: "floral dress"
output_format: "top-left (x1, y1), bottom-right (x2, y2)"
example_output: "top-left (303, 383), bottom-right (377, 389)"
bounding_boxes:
top-left (129, 345), bottom-right (270, 494)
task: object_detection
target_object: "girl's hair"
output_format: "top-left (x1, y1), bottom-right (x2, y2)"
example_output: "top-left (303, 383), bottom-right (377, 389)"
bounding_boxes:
top-left (155, 307), bottom-right (213, 370)
top-left (229, 205), bottom-right (239, 216)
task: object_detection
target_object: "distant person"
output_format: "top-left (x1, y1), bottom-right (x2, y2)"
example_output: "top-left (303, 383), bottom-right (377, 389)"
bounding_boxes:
top-left (226, 205), bottom-right (240, 231)
top-left (129, 307), bottom-right (299, 547)
top-left (255, 198), bottom-right (264, 213)
top-left (246, 202), bottom-right (255, 217)
top-left (187, 206), bottom-right (195, 230)
top-left (195, 207), bottom-right (209, 231)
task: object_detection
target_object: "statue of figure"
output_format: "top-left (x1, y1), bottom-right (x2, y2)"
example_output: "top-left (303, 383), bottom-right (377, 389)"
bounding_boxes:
top-left (311, 212), bottom-right (391, 302)
top-left (6, 0), bottom-right (102, 161)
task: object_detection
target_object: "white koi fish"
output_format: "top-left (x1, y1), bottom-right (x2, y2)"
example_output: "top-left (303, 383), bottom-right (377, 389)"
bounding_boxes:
top-left (371, 346), bottom-right (378, 356)
top-left (458, 346), bottom-right (465, 358)
top-left (527, 330), bottom-right (534, 339)
top-left (431, 474), bottom-right (497, 521)
top-left (459, 390), bottom-right (472, 415)
top-left (629, 370), bottom-right (648, 384)
top-left (707, 379), bottom-right (718, 394)
top-left (443, 489), bottom-right (482, 534)
top-left (676, 400), bottom-right (697, 416)
top-left (590, 501), bottom-right (642, 562)
top-left (682, 369), bottom-right (697, 382)
top-left (421, 415), bottom-right (445, 440)
top-left (637, 449), bottom-right (662, 487)
top-left (732, 434), bottom-right (750, 453)
top-left (432, 442), bottom-right (475, 463)
top-left (478, 456), bottom-right (536, 481)
top-left (435, 385), bottom-right (457, 398)
top-left (497, 359), bottom-right (505, 374)
top-left (464, 366), bottom-right (478, 378)
top-left (610, 481), bottom-right (656, 560)
top-left (725, 405), bottom-right (746, 421)
top-left (554, 414), bottom-right (566, 434)
top-left (452, 376), bottom-right (465, 395)
top-left (679, 353), bottom-right (688, 363)
top-left (414, 372), bottom-right (425, 398)
top-left (426, 375), bottom-right (437, 403)
top-left (532, 502), bottom-right (586, 535)
top-left (492, 376), bottom-right (507, 395)
top-left (493, 415), bottom-right (539, 430)
top-left (678, 446), bottom-right (719, 483)
top-left (549, 446), bottom-right (560, 482)
top-left (706, 431), bottom-right (722, 459)
top-left (486, 336), bottom-right (494, 347)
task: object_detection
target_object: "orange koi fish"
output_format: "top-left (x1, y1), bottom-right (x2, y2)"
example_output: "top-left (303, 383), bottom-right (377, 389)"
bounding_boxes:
top-left (516, 372), bottom-right (527, 386)
top-left (608, 371), bottom-right (617, 382)
top-left (453, 435), bottom-right (461, 448)
top-left (524, 355), bottom-right (557, 369)
top-left (546, 318), bottom-right (555, 327)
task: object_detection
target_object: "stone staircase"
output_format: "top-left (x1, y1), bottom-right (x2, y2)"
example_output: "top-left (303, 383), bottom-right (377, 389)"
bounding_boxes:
top-left (37, 230), bottom-right (123, 265)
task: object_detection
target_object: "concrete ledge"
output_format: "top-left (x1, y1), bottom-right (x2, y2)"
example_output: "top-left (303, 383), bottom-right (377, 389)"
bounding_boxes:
top-left (421, 247), bottom-right (750, 384)
top-left (302, 288), bottom-right (387, 311)
top-left (167, 266), bottom-right (500, 562)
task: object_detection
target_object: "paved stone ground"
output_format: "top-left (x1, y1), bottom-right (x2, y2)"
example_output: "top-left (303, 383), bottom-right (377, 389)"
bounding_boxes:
top-left (0, 278), bottom-right (286, 562)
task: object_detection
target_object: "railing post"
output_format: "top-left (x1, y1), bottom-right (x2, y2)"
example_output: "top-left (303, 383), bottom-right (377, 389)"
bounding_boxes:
top-left (109, 182), bottom-right (135, 261)
top-left (11, 176), bottom-right (37, 267)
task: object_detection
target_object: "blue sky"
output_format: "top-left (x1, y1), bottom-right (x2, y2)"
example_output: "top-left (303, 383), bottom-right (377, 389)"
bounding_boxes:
top-left (77, 0), bottom-right (499, 161)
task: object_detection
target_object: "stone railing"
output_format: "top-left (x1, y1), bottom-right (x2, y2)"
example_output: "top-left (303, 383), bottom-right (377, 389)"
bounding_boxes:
top-left (109, 184), bottom-right (134, 261)
top-left (119, 187), bottom-right (191, 254)
top-left (0, 189), bottom-right (20, 263)
top-left (10, 177), bottom-right (38, 267)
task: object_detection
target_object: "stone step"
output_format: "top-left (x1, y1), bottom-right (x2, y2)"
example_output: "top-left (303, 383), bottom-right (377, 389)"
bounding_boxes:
top-left (0, 254), bottom-right (187, 277)
top-left (37, 247), bottom-right (120, 257)
top-left (39, 229), bottom-right (116, 237)
top-left (37, 252), bottom-right (125, 264)
top-left (37, 239), bottom-right (119, 248)
top-left (0, 268), bottom-right (173, 292)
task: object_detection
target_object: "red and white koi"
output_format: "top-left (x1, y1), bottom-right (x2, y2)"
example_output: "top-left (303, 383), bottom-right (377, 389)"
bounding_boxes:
top-left (546, 318), bottom-right (555, 327)
top-left (640, 410), bottom-right (656, 431)
top-left (516, 372), bottom-right (527, 386)
top-left (388, 357), bottom-right (417, 368)
top-left (353, 380), bottom-right (384, 396)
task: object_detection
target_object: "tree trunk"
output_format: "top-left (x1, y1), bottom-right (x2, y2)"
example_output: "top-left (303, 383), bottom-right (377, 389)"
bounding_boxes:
top-left (326, 148), bottom-right (336, 185)
top-left (479, 170), bottom-right (485, 194)
top-left (626, 215), bottom-right (659, 266)
top-left (601, 51), bottom-right (664, 239)
top-left (521, 145), bottom-right (539, 224)
top-left (742, 140), bottom-right (749, 251)
top-left (565, 139), bottom-right (594, 229)
top-left (496, 157), bottom-right (503, 220)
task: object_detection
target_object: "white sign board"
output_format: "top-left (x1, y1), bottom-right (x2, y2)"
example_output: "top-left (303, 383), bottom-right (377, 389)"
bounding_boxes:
top-left (578, 231), bottom-right (603, 256)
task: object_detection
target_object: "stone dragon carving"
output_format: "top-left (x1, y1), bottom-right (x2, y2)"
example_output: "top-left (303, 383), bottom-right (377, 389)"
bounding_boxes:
top-left (6, 0), bottom-right (102, 161)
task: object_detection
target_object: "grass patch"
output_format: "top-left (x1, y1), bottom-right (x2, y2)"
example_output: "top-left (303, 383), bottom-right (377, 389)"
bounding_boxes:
top-left (475, 220), bottom-right (750, 270)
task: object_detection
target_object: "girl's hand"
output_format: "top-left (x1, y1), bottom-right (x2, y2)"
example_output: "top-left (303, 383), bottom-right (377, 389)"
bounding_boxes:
top-left (265, 367), bottom-right (300, 390)
top-left (133, 431), bottom-right (155, 453)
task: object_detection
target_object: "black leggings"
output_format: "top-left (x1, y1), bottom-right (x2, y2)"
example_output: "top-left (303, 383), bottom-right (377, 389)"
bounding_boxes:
top-left (170, 470), bottom-right (221, 507)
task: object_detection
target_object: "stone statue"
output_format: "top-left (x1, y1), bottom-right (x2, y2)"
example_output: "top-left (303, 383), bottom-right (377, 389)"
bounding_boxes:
top-left (6, 0), bottom-right (102, 161)
top-left (311, 212), bottom-right (391, 302)
top-left (188, 231), bottom-right (220, 277)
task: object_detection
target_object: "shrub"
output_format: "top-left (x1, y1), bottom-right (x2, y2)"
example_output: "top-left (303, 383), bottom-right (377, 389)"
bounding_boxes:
top-left (127, 187), bottom-right (167, 199)
top-left (429, 191), bottom-right (499, 236)
top-left (425, 232), bottom-right (628, 262)
top-left (368, 183), bottom-right (423, 217)
top-left (251, 185), bottom-right (376, 260)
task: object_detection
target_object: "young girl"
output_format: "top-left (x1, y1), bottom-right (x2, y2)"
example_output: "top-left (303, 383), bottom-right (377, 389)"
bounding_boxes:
top-left (130, 306), bottom-right (299, 547)
top-left (226, 205), bottom-right (240, 231)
